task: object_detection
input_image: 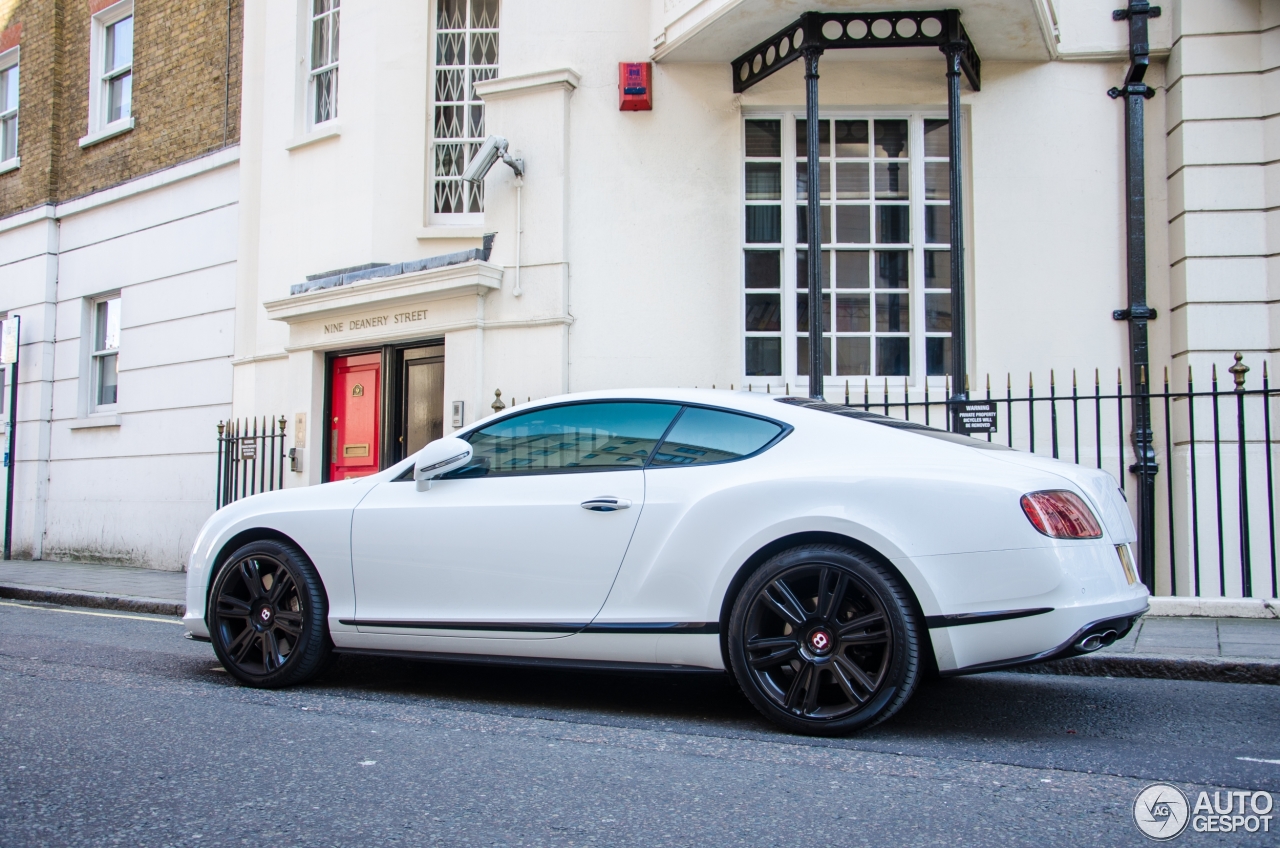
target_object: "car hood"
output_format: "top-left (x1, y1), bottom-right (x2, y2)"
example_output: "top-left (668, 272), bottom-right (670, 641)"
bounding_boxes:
top-left (977, 450), bottom-right (1136, 543)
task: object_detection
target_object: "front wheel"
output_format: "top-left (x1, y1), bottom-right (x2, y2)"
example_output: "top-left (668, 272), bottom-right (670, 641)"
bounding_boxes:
top-left (727, 544), bottom-right (921, 736)
top-left (208, 540), bottom-right (332, 688)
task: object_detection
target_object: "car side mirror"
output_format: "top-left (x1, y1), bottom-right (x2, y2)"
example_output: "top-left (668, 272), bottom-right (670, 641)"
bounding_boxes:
top-left (413, 437), bottom-right (473, 491)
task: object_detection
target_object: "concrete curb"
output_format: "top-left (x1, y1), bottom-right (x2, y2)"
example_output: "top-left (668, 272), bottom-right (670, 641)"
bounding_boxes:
top-left (1015, 653), bottom-right (1280, 686)
top-left (0, 583), bottom-right (184, 617)
top-left (1147, 596), bottom-right (1280, 619)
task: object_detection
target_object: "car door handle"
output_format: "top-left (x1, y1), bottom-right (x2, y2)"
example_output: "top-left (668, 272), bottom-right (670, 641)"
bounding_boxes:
top-left (581, 497), bottom-right (632, 512)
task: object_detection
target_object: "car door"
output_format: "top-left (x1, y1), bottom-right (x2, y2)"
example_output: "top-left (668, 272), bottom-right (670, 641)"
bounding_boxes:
top-left (349, 401), bottom-right (682, 636)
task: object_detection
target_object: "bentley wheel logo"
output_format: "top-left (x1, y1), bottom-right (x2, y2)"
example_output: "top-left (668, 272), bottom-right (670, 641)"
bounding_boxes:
top-left (260, 608), bottom-right (272, 622)
top-left (810, 630), bottom-right (831, 652)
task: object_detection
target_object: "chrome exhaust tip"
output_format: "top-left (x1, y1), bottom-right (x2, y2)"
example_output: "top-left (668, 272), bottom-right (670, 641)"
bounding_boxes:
top-left (1074, 629), bottom-right (1119, 653)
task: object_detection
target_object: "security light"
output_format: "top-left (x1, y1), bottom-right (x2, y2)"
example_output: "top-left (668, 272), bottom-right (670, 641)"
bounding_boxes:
top-left (461, 135), bottom-right (525, 185)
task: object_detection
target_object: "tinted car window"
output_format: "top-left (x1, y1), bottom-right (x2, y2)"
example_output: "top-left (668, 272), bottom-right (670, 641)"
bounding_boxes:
top-left (447, 402), bottom-right (681, 476)
top-left (650, 407), bottom-right (784, 467)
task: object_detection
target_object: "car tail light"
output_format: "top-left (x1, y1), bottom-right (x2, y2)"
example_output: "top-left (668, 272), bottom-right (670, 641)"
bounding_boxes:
top-left (1020, 490), bottom-right (1103, 539)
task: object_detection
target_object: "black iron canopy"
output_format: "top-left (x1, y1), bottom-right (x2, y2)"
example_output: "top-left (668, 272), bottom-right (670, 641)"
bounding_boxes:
top-left (731, 10), bottom-right (980, 403)
top-left (731, 10), bottom-right (980, 94)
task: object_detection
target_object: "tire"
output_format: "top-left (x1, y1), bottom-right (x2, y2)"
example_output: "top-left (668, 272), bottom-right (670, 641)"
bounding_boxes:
top-left (208, 539), bottom-right (332, 688)
top-left (727, 544), bottom-right (921, 736)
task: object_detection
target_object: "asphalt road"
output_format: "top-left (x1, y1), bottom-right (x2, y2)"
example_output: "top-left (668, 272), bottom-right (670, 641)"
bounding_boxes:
top-left (1, 600), bottom-right (1278, 847)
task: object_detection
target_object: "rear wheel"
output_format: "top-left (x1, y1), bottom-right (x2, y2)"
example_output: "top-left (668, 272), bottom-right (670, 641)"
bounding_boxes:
top-left (727, 544), bottom-right (920, 736)
top-left (208, 540), bottom-right (332, 688)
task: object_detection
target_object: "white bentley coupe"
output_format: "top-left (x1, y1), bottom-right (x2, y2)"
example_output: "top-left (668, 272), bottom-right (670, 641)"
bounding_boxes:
top-left (184, 389), bottom-right (1148, 735)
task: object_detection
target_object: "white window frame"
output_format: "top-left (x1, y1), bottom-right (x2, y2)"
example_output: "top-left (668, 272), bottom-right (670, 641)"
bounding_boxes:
top-left (307, 0), bottom-right (339, 129)
top-left (742, 109), bottom-right (957, 392)
top-left (429, 0), bottom-right (499, 224)
top-left (79, 0), bottom-right (134, 148)
top-left (87, 295), bottom-right (121, 414)
top-left (0, 47), bottom-right (19, 172)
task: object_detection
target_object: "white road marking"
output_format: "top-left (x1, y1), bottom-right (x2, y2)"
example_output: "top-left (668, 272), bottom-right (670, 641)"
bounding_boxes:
top-left (1237, 756), bottom-right (1280, 765)
top-left (0, 600), bottom-right (184, 624)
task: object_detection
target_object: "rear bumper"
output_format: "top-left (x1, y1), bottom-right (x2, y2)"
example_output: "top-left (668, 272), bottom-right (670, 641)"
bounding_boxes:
top-left (938, 605), bottom-right (1147, 677)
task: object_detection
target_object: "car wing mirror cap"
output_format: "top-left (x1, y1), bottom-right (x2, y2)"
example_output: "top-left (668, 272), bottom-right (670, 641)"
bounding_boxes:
top-left (414, 437), bottom-right (473, 491)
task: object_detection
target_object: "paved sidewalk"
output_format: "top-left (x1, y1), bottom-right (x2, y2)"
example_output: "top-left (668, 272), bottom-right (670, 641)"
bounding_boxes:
top-left (1, 558), bottom-right (1278, 684)
top-left (0, 559), bottom-right (184, 616)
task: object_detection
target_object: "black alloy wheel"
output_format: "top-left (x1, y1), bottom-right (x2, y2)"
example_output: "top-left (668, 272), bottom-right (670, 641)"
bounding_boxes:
top-left (208, 540), bottom-right (332, 688)
top-left (728, 544), bottom-right (920, 735)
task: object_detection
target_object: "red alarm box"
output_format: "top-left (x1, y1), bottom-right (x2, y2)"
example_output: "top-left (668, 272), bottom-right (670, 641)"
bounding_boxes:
top-left (619, 62), bottom-right (652, 111)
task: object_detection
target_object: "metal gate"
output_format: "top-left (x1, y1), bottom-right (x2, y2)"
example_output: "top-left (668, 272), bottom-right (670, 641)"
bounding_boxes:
top-left (215, 416), bottom-right (288, 509)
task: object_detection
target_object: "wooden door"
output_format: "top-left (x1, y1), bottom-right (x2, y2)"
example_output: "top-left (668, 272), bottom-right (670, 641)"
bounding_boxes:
top-left (329, 353), bottom-right (381, 480)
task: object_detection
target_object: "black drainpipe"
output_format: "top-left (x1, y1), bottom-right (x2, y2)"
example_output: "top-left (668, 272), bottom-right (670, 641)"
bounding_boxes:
top-left (1108, 0), bottom-right (1161, 592)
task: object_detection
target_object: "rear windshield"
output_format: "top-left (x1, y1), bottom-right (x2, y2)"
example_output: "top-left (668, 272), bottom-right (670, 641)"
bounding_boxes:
top-left (775, 397), bottom-right (1012, 451)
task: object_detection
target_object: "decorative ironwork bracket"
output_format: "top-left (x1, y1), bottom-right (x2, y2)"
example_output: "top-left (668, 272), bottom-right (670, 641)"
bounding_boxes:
top-left (731, 10), bottom-right (980, 94)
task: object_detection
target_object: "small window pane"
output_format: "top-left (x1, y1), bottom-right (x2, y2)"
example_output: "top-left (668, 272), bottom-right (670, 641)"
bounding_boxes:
top-left (924, 119), bottom-right (949, 157)
top-left (795, 162), bottom-right (830, 201)
top-left (875, 293), bottom-right (909, 332)
top-left (106, 17), bottom-right (133, 72)
top-left (796, 336), bottom-right (832, 378)
top-left (836, 294), bottom-right (869, 332)
top-left (97, 352), bottom-right (118, 406)
top-left (746, 206), bottom-right (781, 243)
top-left (650, 407), bottom-right (783, 467)
top-left (873, 120), bottom-right (908, 158)
top-left (437, 31), bottom-right (465, 65)
top-left (924, 162), bottom-right (950, 199)
top-left (795, 119), bottom-right (830, 158)
top-left (835, 163), bottom-right (869, 200)
top-left (876, 206), bottom-right (909, 243)
top-left (925, 205), bottom-right (951, 244)
top-left (95, 299), bottom-right (120, 351)
top-left (926, 293), bottom-right (952, 332)
top-left (876, 337), bottom-right (909, 376)
top-left (457, 402), bottom-right (681, 476)
top-left (745, 163), bottom-right (781, 200)
top-left (0, 65), bottom-right (16, 113)
top-left (745, 120), bottom-right (781, 157)
top-left (795, 292), bottom-right (831, 332)
top-left (795, 250), bottom-right (831, 290)
top-left (875, 162), bottom-right (909, 199)
top-left (471, 30), bottom-right (498, 65)
top-left (437, 0), bottom-right (464, 28)
top-left (745, 294), bottom-right (781, 332)
top-left (470, 0), bottom-right (499, 28)
top-left (875, 251), bottom-right (909, 289)
top-left (745, 337), bottom-right (781, 377)
top-left (836, 337), bottom-right (870, 376)
top-left (107, 72), bottom-right (131, 123)
top-left (835, 206), bottom-right (870, 244)
top-left (834, 120), bottom-right (868, 157)
top-left (744, 250), bottom-right (780, 289)
top-left (924, 250), bottom-right (951, 288)
top-left (836, 251), bottom-right (869, 289)
top-left (795, 205), bottom-right (830, 245)
top-left (1, 114), bottom-right (15, 162)
top-left (927, 337), bottom-right (952, 376)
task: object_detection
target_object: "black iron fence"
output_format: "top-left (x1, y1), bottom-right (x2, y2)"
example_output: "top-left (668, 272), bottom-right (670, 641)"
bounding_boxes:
top-left (216, 416), bottom-right (288, 509)
top-left (746, 354), bottom-right (1277, 600)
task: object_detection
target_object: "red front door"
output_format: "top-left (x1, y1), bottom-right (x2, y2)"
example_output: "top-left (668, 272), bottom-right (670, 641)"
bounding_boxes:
top-left (330, 353), bottom-right (381, 480)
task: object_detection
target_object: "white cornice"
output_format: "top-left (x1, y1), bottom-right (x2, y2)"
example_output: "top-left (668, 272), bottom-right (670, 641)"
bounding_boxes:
top-left (264, 260), bottom-right (505, 324)
top-left (56, 145), bottom-right (240, 219)
top-left (474, 68), bottom-right (581, 101)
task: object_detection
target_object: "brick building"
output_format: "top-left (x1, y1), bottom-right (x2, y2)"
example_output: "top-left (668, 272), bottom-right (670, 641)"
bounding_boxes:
top-left (0, 0), bottom-right (242, 566)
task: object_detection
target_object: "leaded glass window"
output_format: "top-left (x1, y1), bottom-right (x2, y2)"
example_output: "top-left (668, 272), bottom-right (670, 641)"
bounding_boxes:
top-left (743, 113), bottom-right (954, 385)
top-left (310, 0), bottom-right (340, 126)
top-left (433, 0), bottom-right (499, 215)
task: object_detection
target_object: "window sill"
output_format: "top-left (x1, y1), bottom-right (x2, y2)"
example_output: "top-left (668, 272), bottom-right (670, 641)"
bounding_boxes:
top-left (0, 157), bottom-right (18, 175)
top-left (417, 226), bottom-right (487, 240)
top-left (286, 122), bottom-right (341, 152)
top-left (69, 414), bottom-right (121, 430)
top-left (79, 118), bottom-right (135, 149)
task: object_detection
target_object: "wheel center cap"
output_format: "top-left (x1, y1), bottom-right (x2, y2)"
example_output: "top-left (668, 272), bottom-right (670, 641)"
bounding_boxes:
top-left (808, 628), bottom-right (833, 654)
top-left (256, 604), bottom-right (274, 626)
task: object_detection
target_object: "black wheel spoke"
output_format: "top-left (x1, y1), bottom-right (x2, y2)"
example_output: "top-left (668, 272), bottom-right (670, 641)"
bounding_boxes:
top-left (834, 653), bottom-right (878, 695)
top-left (837, 611), bottom-right (884, 638)
top-left (239, 559), bottom-right (264, 600)
top-left (273, 614), bottom-right (303, 638)
top-left (783, 663), bottom-right (815, 713)
top-left (817, 569), bottom-right (848, 621)
top-left (746, 636), bottom-right (799, 668)
top-left (217, 596), bottom-right (252, 618)
top-left (266, 571), bottom-right (295, 606)
top-left (262, 630), bottom-right (281, 672)
top-left (763, 579), bottom-right (809, 627)
top-left (230, 627), bottom-right (259, 664)
top-left (831, 655), bottom-right (869, 704)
